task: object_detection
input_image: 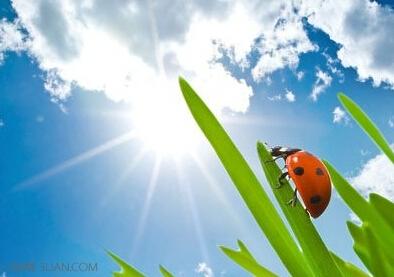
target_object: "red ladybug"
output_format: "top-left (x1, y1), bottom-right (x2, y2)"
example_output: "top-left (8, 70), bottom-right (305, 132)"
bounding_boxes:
top-left (269, 146), bottom-right (331, 218)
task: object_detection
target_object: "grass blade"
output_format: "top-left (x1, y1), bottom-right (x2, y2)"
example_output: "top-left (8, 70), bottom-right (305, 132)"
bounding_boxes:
top-left (347, 221), bottom-right (373, 273)
top-left (338, 93), bottom-right (394, 163)
top-left (364, 223), bottom-right (392, 276)
top-left (258, 143), bottom-right (343, 277)
top-left (159, 265), bottom-right (174, 277)
top-left (178, 77), bottom-right (310, 276)
top-left (107, 251), bottom-right (145, 277)
top-left (369, 193), bottom-right (394, 230)
top-left (330, 251), bottom-right (369, 277)
top-left (220, 240), bottom-right (277, 276)
top-left (324, 161), bottom-right (394, 263)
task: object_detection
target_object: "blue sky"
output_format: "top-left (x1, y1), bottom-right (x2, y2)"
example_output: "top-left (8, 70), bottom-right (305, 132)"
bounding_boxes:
top-left (1, 0), bottom-right (394, 276)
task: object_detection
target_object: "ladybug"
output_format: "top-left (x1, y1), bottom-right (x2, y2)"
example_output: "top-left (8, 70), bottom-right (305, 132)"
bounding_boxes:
top-left (269, 146), bottom-right (331, 218)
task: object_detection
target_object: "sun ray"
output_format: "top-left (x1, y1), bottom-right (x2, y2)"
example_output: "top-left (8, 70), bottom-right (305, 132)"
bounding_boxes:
top-left (130, 155), bottom-right (162, 256)
top-left (175, 160), bottom-right (210, 263)
top-left (99, 147), bottom-right (149, 208)
top-left (14, 131), bottom-right (137, 190)
top-left (189, 152), bottom-right (246, 230)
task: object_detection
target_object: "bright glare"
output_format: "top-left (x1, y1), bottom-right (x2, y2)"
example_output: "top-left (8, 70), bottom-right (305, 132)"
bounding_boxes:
top-left (132, 77), bottom-right (202, 158)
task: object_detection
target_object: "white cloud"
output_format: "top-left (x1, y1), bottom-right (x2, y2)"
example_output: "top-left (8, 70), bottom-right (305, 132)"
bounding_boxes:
top-left (4, 0), bottom-right (328, 127)
top-left (10, 0), bottom-right (258, 112)
top-left (323, 52), bottom-right (345, 82)
top-left (300, 0), bottom-right (394, 89)
top-left (311, 69), bottom-right (332, 101)
top-left (350, 150), bottom-right (394, 201)
top-left (268, 89), bottom-right (295, 102)
top-left (4, 0), bottom-right (394, 113)
top-left (360, 149), bottom-right (369, 156)
top-left (252, 5), bottom-right (317, 81)
top-left (285, 89), bottom-right (295, 102)
top-left (196, 262), bottom-right (214, 277)
top-left (268, 94), bottom-right (282, 101)
top-left (43, 70), bottom-right (71, 101)
top-left (332, 106), bottom-right (349, 124)
top-left (389, 117), bottom-right (394, 128)
top-left (296, 71), bottom-right (304, 80)
top-left (0, 18), bottom-right (27, 63)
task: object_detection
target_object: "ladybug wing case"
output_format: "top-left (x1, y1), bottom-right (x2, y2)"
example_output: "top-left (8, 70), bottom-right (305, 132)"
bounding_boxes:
top-left (286, 151), bottom-right (331, 218)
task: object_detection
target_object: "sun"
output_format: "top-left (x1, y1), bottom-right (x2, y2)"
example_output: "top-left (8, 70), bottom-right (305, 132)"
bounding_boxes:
top-left (131, 78), bottom-right (202, 158)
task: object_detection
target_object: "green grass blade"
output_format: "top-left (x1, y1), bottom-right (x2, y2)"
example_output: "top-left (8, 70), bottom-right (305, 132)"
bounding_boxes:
top-left (178, 77), bottom-right (310, 276)
top-left (364, 223), bottom-right (392, 276)
top-left (347, 221), bottom-right (373, 274)
top-left (338, 93), bottom-right (394, 163)
top-left (159, 265), bottom-right (174, 277)
top-left (323, 161), bottom-right (371, 219)
top-left (107, 251), bottom-right (145, 277)
top-left (347, 222), bottom-right (366, 249)
top-left (369, 193), bottom-right (394, 230)
top-left (220, 241), bottom-right (277, 277)
top-left (330, 251), bottom-right (369, 277)
top-left (236, 240), bottom-right (255, 261)
top-left (257, 143), bottom-right (343, 277)
top-left (324, 161), bottom-right (394, 262)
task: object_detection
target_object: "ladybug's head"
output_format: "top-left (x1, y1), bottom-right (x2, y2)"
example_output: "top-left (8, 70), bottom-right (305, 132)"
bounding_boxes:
top-left (270, 146), bottom-right (302, 157)
top-left (270, 146), bottom-right (283, 157)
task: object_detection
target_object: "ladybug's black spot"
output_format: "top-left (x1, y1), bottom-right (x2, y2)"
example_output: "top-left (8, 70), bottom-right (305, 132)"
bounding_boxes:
top-left (293, 167), bottom-right (304, 176)
top-left (310, 195), bottom-right (322, 204)
top-left (316, 168), bottom-right (324, 176)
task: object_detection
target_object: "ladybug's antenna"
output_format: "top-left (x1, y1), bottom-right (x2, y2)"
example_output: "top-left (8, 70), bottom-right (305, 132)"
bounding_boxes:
top-left (263, 141), bottom-right (271, 148)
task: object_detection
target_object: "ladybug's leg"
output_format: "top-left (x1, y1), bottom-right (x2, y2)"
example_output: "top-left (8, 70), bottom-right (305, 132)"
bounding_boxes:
top-left (287, 189), bottom-right (298, 207)
top-left (275, 171), bottom-right (289, 188)
top-left (265, 155), bottom-right (285, 164)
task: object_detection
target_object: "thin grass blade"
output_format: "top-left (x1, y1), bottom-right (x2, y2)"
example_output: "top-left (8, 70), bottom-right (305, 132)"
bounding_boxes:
top-left (159, 265), bottom-right (174, 277)
top-left (325, 161), bottom-right (394, 262)
top-left (330, 251), bottom-right (369, 277)
top-left (347, 222), bottom-right (372, 273)
top-left (364, 223), bottom-right (392, 276)
top-left (369, 193), bottom-right (394, 230)
top-left (220, 241), bottom-right (277, 277)
top-left (179, 77), bottom-right (310, 276)
top-left (338, 93), bottom-right (394, 163)
top-left (107, 251), bottom-right (145, 277)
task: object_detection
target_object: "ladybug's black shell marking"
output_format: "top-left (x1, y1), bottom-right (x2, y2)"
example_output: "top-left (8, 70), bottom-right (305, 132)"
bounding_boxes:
top-left (316, 168), bottom-right (324, 176)
top-left (294, 167), bottom-right (304, 176)
top-left (310, 195), bottom-right (322, 204)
